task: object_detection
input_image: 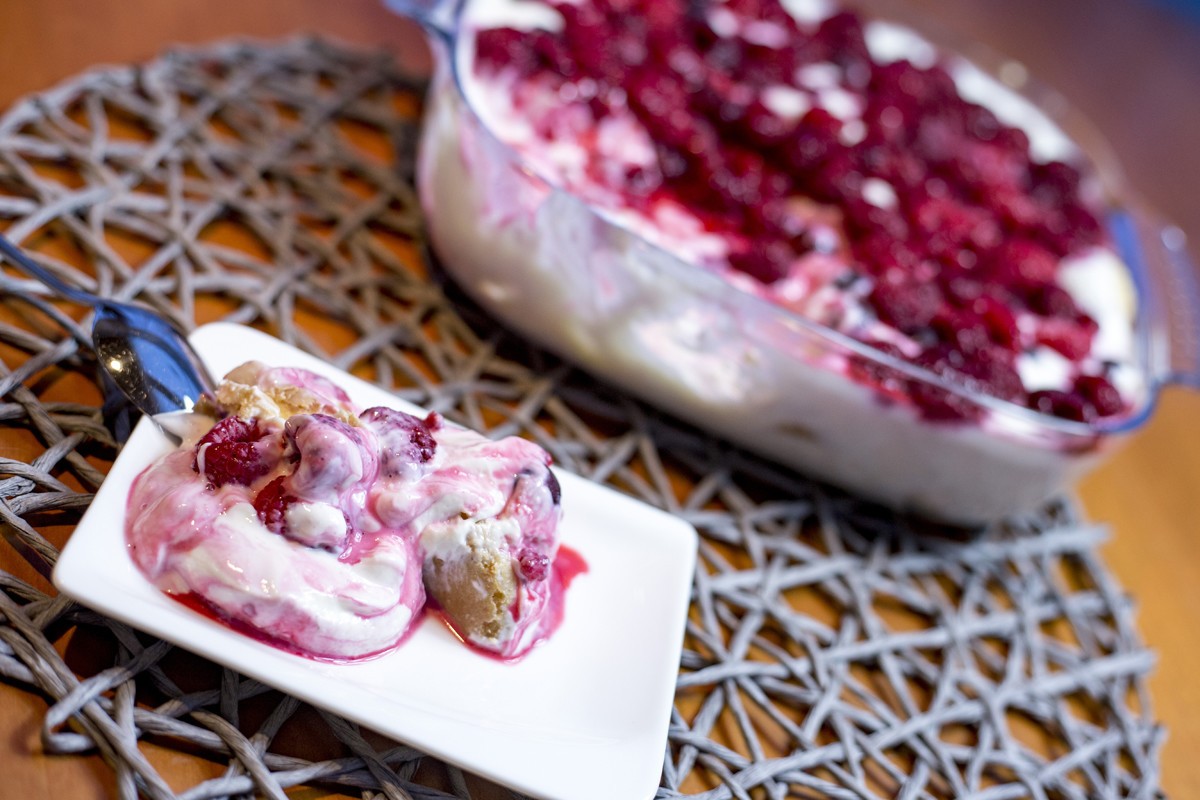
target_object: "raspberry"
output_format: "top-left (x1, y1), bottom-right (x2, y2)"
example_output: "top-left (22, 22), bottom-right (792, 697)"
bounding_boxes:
top-left (972, 294), bottom-right (1020, 350)
top-left (1029, 390), bottom-right (1090, 422)
top-left (873, 149), bottom-right (927, 189)
top-left (1026, 283), bottom-right (1081, 318)
top-left (1063, 202), bottom-right (1104, 246)
top-left (962, 103), bottom-right (1001, 142)
top-left (950, 141), bottom-right (1024, 195)
top-left (707, 147), bottom-right (786, 211)
top-left (809, 151), bottom-right (863, 204)
top-left (1033, 160), bottom-right (1082, 202)
top-left (742, 100), bottom-right (794, 147)
top-left (253, 474), bottom-right (351, 552)
top-left (844, 199), bottom-right (908, 240)
top-left (986, 239), bottom-right (1059, 288)
top-left (815, 11), bottom-right (870, 73)
top-left (626, 69), bottom-right (688, 123)
top-left (957, 346), bottom-right (1025, 403)
top-left (1074, 374), bottom-right (1125, 417)
top-left (562, 5), bottom-right (626, 84)
top-left (908, 380), bottom-right (980, 423)
top-left (992, 125), bottom-right (1031, 157)
top-left (938, 269), bottom-right (985, 305)
top-left (847, 340), bottom-right (907, 395)
top-left (855, 232), bottom-right (920, 277)
top-left (870, 279), bottom-right (943, 333)
top-left (908, 346), bottom-right (982, 422)
top-left (517, 548), bottom-right (551, 583)
top-left (643, 0), bottom-right (686, 31)
top-left (986, 185), bottom-right (1042, 229)
top-left (474, 28), bottom-right (542, 78)
top-left (784, 109), bottom-right (842, 173)
top-left (910, 194), bottom-right (999, 258)
top-left (199, 443), bottom-right (269, 488)
top-left (931, 308), bottom-right (990, 355)
top-left (1036, 316), bottom-right (1097, 360)
top-left (728, 238), bottom-right (794, 284)
top-left (360, 407), bottom-right (440, 479)
top-left (254, 476), bottom-right (294, 535)
top-left (197, 416), bottom-right (263, 447)
top-left (193, 416), bottom-right (276, 488)
top-left (531, 31), bottom-right (577, 78)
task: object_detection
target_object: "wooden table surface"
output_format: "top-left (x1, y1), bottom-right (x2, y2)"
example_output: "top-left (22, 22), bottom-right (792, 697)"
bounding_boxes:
top-left (1, 1), bottom-right (1198, 797)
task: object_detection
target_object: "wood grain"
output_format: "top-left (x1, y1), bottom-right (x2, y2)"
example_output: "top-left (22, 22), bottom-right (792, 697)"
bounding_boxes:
top-left (0, 0), bottom-right (1197, 797)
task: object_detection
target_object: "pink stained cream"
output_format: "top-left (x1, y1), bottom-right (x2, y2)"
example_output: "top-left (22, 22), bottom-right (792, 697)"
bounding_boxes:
top-left (125, 361), bottom-right (575, 662)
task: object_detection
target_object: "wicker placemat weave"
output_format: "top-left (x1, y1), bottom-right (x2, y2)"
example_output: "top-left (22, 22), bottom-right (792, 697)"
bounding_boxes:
top-left (0, 37), bottom-right (1164, 800)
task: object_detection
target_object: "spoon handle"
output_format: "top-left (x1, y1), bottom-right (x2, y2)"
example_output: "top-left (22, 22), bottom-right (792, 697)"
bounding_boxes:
top-left (0, 232), bottom-right (101, 307)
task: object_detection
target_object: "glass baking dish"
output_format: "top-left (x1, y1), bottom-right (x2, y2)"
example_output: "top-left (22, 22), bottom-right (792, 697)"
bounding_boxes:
top-left (386, 0), bottom-right (1200, 524)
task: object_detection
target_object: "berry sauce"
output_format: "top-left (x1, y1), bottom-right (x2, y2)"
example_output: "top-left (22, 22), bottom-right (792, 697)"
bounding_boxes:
top-left (470, 0), bottom-right (1129, 424)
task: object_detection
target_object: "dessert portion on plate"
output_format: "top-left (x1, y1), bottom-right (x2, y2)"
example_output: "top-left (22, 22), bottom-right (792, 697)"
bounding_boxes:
top-left (412, 0), bottom-right (1156, 523)
top-left (125, 361), bottom-right (565, 660)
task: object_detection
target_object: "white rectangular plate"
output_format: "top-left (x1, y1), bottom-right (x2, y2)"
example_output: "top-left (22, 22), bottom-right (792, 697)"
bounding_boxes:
top-left (54, 321), bottom-right (698, 800)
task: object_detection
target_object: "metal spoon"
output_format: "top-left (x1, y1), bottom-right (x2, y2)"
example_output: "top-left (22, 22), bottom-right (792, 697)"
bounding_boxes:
top-left (0, 233), bottom-right (215, 441)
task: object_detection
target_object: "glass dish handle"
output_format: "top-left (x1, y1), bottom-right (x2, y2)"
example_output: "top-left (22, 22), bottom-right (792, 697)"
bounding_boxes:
top-left (1161, 226), bottom-right (1200, 388)
top-left (1114, 209), bottom-right (1200, 389)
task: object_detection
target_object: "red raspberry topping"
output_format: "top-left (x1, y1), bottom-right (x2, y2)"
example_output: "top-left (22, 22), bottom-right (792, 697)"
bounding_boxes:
top-left (1073, 374), bottom-right (1125, 417)
top-left (359, 407), bottom-right (441, 479)
top-left (254, 476), bottom-right (294, 535)
top-left (1036, 316), bottom-right (1099, 361)
top-left (870, 279), bottom-right (942, 333)
top-left (197, 416), bottom-right (262, 447)
top-left (472, 0), bottom-right (1125, 423)
top-left (1028, 390), bottom-right (1090, 422)
top-left (193, 416), bottom-right (277, 488)
top-left (253, 474), bottom-right (353, 553)
top-left (517, 547), bottom-right (551, 583)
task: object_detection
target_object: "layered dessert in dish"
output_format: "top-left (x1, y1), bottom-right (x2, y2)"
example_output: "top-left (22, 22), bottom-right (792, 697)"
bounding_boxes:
top-left (412, 0), bottom-right (1151, 522)
top-left (126, 361), bottom-right (566, 660)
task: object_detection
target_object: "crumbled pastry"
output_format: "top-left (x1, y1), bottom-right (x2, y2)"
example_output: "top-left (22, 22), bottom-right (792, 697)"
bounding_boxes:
top-left (215, 360), bottom-right (359, 425)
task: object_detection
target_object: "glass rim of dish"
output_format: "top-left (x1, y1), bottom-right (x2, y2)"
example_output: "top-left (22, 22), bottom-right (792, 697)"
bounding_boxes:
top-left (402, 0), bottom-right (1186, 440)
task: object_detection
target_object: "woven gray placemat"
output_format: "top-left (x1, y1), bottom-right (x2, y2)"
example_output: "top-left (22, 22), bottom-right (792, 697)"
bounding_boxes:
top-left (0, 37), bottom-right (1163, 799)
